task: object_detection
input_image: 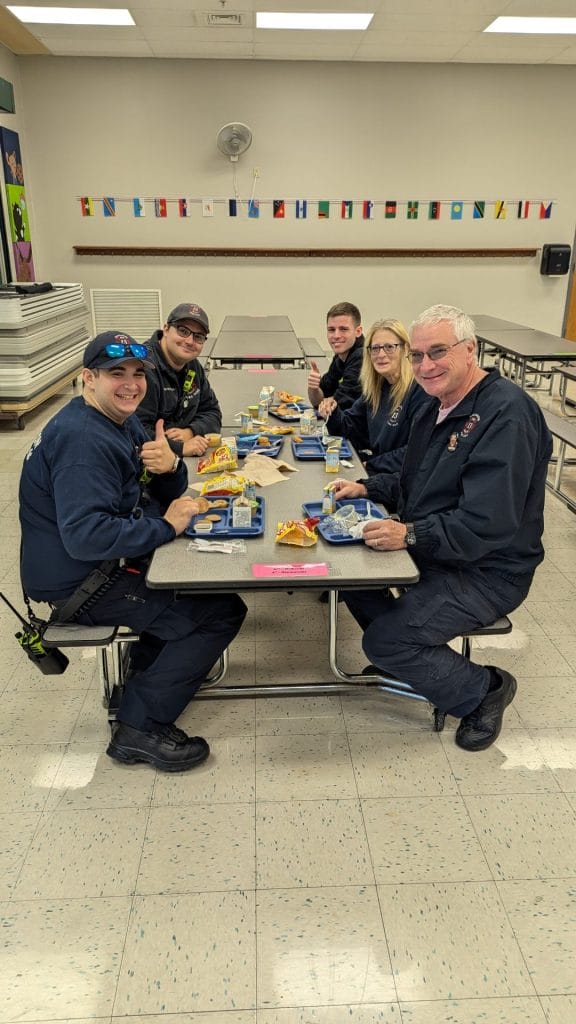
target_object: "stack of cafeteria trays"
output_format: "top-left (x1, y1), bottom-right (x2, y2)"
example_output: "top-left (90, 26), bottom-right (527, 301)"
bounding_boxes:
top-left (0, 283), bottom-right (90, 404)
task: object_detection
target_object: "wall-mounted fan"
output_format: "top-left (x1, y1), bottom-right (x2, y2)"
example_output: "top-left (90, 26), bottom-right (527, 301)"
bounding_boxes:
top-left (216, 122), bottom-right (253, 162)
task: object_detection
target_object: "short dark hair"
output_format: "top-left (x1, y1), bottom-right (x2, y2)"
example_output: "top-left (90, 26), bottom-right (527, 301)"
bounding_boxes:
top-left (326, 302), bottom-right (361, 326)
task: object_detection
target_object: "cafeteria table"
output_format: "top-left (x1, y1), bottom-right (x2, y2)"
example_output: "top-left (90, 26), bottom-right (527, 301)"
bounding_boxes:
top-left (147, 432), bottom-right (420, 701)
top-left (210, 330), bottom-right (306, 367)
top-left (471, 314), bottom-right (533, 333)
top-left (210, 365), bottom-right (329, 426)
top-left (219, 314), bottom-right (294, 333)
top-left (298, 336), bottom-right (326, 358)
top-left (474, 327), bottom-right (576, 390)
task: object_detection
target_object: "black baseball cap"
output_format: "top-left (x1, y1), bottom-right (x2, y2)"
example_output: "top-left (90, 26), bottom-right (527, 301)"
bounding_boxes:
top-left (83, 331), bottom-right (154, 370)
top-left (167, 303), bottom-right (210, 334)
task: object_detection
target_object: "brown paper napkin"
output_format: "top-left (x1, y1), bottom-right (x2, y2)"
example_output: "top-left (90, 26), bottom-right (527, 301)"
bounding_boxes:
top-left (189, 454), bottom-right (297, 491)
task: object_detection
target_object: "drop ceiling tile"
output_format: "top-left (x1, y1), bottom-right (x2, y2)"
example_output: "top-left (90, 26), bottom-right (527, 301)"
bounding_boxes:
top-left (44, 38), bottom-right (154, 56)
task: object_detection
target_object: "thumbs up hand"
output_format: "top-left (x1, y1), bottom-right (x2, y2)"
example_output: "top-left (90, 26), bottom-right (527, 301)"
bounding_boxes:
top-left (307, 360), bottom-right (322, 390)
top-left (141, 418), bottom-right (177, 475)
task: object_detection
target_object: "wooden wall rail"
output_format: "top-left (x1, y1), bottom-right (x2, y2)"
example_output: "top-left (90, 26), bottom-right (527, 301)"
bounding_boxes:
top-left (74, 246), bottom-right (538, 259)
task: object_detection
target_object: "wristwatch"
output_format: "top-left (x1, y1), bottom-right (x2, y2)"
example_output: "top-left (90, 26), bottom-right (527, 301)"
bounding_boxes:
top-left (170, 454), bottom-right (181, 473)
top-left (405, 522), bottom-right (417, 546)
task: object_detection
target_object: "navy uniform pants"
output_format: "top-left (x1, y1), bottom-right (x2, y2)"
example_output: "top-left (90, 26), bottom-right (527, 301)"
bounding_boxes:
top-left (73, 565), bottom-right (247, 731)
top-left (343, 566), bottom-right (531, 718)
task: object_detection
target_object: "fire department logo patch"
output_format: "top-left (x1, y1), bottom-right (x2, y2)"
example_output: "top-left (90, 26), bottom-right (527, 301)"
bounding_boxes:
top-left (461, 413), bottom-right (480, 437)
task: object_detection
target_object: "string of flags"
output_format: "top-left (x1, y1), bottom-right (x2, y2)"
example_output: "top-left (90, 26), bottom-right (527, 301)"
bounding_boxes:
top-left (79, 196), bottom-right (554, 221)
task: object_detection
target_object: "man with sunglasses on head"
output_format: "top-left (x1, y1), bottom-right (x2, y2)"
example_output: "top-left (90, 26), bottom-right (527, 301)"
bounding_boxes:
top-left (19, 332), bottom-right (246, 772)
top-left (137, 302), bottom-right (222, 458)
top-left (333, 304), bottom-right (552, 753)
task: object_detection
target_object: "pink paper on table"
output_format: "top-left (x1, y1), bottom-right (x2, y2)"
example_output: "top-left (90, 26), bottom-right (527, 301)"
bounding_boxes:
top-left (252, 562), bottom-right (329, 578)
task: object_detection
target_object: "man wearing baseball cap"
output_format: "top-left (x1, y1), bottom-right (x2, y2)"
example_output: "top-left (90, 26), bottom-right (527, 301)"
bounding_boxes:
top-left (136, 302), bottom-right (222, 458)
top-left (18, 331), bottom-right (246, 772)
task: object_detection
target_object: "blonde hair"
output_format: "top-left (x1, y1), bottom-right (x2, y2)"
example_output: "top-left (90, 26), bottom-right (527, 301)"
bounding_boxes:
top-left (360, 318), bottom-right (413, 416)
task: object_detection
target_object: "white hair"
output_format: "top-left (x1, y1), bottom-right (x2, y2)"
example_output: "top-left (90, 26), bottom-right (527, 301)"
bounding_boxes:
top-left (410, 304), bottom-right (477, 343)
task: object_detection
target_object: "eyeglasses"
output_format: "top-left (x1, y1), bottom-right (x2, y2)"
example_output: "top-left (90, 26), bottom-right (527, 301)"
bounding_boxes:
top-left (172, 323), bottom-right (207, 343)
top-left (368, 343), bottom-right (400, 356)
top-left (407, 339), bottom-right (467, 365)
top-left (104, 342), bottom-right (149, 360)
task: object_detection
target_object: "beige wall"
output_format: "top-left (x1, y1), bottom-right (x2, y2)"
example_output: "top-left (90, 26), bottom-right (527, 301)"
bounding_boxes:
top-left (15, 56), bottom-right (576, 338)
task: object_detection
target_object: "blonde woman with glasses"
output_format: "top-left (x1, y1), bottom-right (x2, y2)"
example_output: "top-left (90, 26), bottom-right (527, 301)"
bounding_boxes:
top-left (318, 318), bottom-right (430, 474)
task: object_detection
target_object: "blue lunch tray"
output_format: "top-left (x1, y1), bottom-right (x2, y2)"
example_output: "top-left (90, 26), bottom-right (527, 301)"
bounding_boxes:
top-left (185, 495), bottom-right (265, 539)
top-left (235, 433), bottom-right (285, 458)
top-left (268, 401), bottom-right (311, 422)
top-left (301, 498), bottom-right (386, 544)
top-left (292, 436), bottom-right (353, 460)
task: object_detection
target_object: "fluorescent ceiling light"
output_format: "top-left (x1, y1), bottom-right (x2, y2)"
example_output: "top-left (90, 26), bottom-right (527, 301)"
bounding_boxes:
top-left (256, 12), bottom-right (374, 31)
top-left (485, 16), bottom-right (576, 34)
top-left (7, 7), bottom-right (135, 26)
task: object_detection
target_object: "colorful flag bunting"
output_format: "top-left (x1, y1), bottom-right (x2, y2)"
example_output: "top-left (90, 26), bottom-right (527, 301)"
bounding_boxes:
top-left (318, 201), bottom-right (330, 219)
top-left (540, 202), bottom-right (552, 219)
top-left (248, 199), bottom-right (260, 219)
top-left (407, 201), bottom-right (419, 220)
top-left (273, 199), bottom-right (285, 219)
top-left (155, 198), bottom-right (167, 218)
top-left (341, 200), bottom-right (353, 219)
top-left (428, 201), bottom-right (440, 220)
top-left (133, 198), bottom-right (145, 218)
top-left (362, 200), bottom-right (374, 220)
top-left (179, 198), bottom-right (190, 218)
top-left (494, 201), bottom-right (506, 220)
top-left (228, 199), bottom-right (237, 217)
top-left (473, 201), bottom-right (485, 220)
top-left (451, 201), bottom-right (463, 220)
top-left (295, 200), bottom-right (307, 219)
top-left (517, 201), bottom-right (530, 219)
top-left (385, 200), bottom-right (397, 219)
top-left (202, 199), bottom-right (214, 217)
top-left (103, 197), bottom-right (116, 217)
top-left (80, 197), bottom-right (94, 217)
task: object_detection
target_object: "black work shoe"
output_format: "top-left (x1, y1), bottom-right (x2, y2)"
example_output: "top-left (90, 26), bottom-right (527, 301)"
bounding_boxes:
top-left (361, 664), bottom-right (398, 679)
top-left (107, 723), bottom-right (210, 772)
top-left (455, 667), bottom-right (517, 752)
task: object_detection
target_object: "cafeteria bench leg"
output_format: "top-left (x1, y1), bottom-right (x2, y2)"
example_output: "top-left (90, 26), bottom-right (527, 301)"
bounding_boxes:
top-left (199, 648), bottom-right (229, 689)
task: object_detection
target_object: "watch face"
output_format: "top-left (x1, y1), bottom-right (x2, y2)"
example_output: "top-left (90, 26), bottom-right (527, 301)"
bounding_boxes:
top-left (406, 525), bottom-right (416, 545)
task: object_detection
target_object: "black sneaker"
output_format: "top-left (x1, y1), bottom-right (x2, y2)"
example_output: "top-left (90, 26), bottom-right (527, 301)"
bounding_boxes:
top-left (107, 722), bottom-right (210, 772)
top-left (455, 667), bottom-right (517, 752)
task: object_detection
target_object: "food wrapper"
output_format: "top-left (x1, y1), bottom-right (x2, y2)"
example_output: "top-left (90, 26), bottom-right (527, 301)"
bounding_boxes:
top-left (198, 445), bottom-right (238, 475)
top-left (275, 517), bottom-right (319, 547)
top-left (198, 473), bottom-right (247, 496)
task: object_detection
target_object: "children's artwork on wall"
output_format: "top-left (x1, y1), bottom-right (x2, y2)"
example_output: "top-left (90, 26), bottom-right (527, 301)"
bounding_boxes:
top-left (0, 127), bottom-right (24, 185)
top-left (0, 128), bottom-right (35, 280)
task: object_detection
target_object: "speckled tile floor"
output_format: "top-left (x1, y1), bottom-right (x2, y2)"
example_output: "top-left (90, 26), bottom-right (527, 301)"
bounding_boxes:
top-left (1, 381), bottom-right (576, 1024)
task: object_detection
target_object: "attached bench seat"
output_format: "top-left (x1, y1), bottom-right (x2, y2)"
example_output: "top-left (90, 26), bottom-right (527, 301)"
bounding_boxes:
top-left (543, 409), bottom-right (576, 513)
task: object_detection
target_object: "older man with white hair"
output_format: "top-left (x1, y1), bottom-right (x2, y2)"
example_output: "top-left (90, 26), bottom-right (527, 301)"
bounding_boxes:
top-left (334, 304), bottom-right (552, 752)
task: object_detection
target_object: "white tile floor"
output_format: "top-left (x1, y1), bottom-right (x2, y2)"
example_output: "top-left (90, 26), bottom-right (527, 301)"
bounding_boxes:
top-left (1, 378), bottom-right (576, 1024)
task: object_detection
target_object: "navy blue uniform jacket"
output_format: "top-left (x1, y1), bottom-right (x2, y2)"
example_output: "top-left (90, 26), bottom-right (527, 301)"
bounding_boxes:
top-left (19, 397), bottom-right (187, 602)
top-left (318, 336), bottom-right (364, 410)
top-left (360, 368), bottom-right (552, 577)
top-left (326, 379), bottom-right (431, 474)
top-left (137, 331), bottom-right (222, 456)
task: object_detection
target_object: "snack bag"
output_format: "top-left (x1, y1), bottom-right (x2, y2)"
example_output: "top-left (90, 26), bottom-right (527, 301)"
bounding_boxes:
top-left (275, 518), bottom-right (319, 547)
top-left (199, 473), bottom-right (247, 496)
top-left (198, 445), bottom-right (238, 475)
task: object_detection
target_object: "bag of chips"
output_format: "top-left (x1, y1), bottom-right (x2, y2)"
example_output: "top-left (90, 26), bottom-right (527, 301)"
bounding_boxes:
top-left (199, 473), bottom-right (247, 496)
top-left (198, 445), bottom-right (237, 475)
top-left (275, 518), bottom-right (319, 547)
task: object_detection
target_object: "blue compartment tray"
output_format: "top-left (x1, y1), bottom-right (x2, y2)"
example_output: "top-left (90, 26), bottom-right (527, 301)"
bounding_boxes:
top-left (269, 402), bottom-right (311, 422)
top-left (235, 433), bottom-right (285, 458)
top-left (301, 498), bottom-right (386, 544)
top-left (186, 496), bottom-right (265, 539)
top-left (292, 436), bottom-right (353, 460)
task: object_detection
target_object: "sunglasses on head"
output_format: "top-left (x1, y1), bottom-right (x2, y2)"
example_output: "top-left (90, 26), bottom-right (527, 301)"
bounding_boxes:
top-left (104, 342), bottom-right (149, 360)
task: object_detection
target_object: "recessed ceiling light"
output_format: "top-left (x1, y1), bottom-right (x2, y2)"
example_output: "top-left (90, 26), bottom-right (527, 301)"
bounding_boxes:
top-left (485, 16), bottom-right (576, 34)
top-left (256, 12), bottom-right (374, 31)
top-left (7, 6), bottom-right (135, 26)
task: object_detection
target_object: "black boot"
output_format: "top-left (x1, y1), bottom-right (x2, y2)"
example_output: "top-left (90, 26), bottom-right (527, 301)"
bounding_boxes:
top-left (455, 666), bottom-right (517, 752)
top-left (107, 722), bottom-right (209, 772)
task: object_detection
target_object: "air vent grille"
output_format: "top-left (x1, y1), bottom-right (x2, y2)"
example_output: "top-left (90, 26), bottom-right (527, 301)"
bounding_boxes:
top-left (196, 12), bottom-right (247, 28)
top-left (90, 289), bottom-right (162, 344)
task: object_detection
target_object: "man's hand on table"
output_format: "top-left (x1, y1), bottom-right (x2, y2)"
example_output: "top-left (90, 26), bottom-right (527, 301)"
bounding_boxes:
top-left (362, 519), bottom-right (408, 551)
top-left (332, 478), bottom-right (367, 500)
top-left (318, 397), bottom-right (337, 419)
top-left (163, 496), bottom-right (206, 535)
